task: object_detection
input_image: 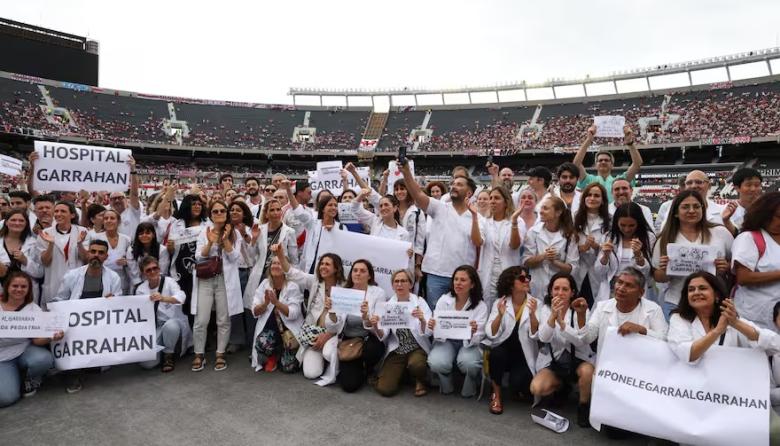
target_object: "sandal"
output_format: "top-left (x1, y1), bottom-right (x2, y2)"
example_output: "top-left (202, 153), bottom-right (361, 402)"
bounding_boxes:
top-left (214, 353), bottom-right (228, 371)
top-left (414, 382), bottom-right (428, 397)
top-left (489, 392), bottom-right (503, 415)
top-left (191, 354), bottom-right (205, 372)
top-left (161, 354), bottom-right (175, 373)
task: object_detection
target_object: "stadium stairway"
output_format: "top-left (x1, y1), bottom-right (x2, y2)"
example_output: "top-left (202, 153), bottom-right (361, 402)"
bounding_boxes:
top-left (362, 111), bottom-right (388, 142)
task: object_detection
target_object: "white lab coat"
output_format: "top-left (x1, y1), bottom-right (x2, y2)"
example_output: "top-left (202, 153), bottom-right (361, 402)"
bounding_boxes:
top-left (242, 223), bottom-right (297, 308)
top-left (484, 296), bottom-right (539, 375)
top-left (249, 279), bottom-right (304, 371)
top-left (478, 217), bottom-right (522, 305)
top-left (85, 232), bottom-right (132, 295)
top-left (285, 266), bottom-right (344, 386)
top-left (135, 276), bottom-right (193, 356)
top-left (0, 236), bottom-right (44, 299)
top-left (401, 205), bottom-right (426, 257)
top-left (292, 204), bottom-right (347, 273)
top-left (192, 225), bottom-right (244, 317)
top-left (574, 214), bottom-right (609, 291)
top-left (126, 244), bottom-right (170, 288)
top-left (38, 224), bottom-right (86, 304)
top-left (578, 297), bottom-right (668, 357)
top-left (52, 265), bottom-right (123, 301)
top-left (536, 305), bottom-right (595, 370)
top-left (667, 314), bottom-right (770, 365)
top-left (379, 294), bottom-right (432, 361)
top-left (521, 225), bottom-right (580, 300)
top-left (351, 200), bottom-right (410, 242)
top-left (325, 285), bottom-right (387, 335)
top-left (427, 293), bottom-right (488, 349)
top-left (592, 245), bottom-right (652, 304)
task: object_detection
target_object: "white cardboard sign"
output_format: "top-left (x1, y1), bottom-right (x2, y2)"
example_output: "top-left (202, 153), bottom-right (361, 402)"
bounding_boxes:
top-left (594, 116), bottom-right (626, 138)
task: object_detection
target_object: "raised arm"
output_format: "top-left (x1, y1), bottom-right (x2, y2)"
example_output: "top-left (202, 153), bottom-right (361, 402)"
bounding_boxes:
top-left (344, 162), bottom-right (370, 191)
top-left (400, 161), bottom-right (430, 213)
top-left (572, 125), bottom-right (596, 179)
top-left (623, 125), bottom-right (643, 182)
top-left (128, 155), bottom-right (140, 210)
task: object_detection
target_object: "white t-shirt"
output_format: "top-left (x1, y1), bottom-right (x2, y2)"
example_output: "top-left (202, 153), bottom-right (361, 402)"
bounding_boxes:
top-left (732, 229), bottom-right (780, 331)
top-left (652, 225), bottom-right (734, 305)
top-left (118, 205), bottom-right (142, 239)
top-left (421, 198), bottom-right (484, 277)
top-left (730, 204), bottom-right (746, 231)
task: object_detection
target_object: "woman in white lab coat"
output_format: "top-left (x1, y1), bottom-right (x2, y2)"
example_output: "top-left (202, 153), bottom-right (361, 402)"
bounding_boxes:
top-left (190, 200), bottom-right (244, 373)
top-left (250, 256), bottom-right (304, 373)
top-left (166, 194), bottom-right (207, 322)
top-left (273, 244), bottom-right (345, 385)
top-left (478, 186), bottom-right (523, 308)
top-left (38, 201), bottom-right (87, 306)
top-left (427, 265), bottom-right (488, 398)
top-left (522, 196), bottom-right (579, 300)
top-left (571, 183), bottom-right (610, 306)
top-left (86, 209), bottom-right (132, 294)
top-left (484, 266), bottom-right (539, 415)
top-left (373, 269), bottom-right (432, 397)
top-left (0, 210), bottom-right (43, 301)
top-left (529, 272), bottom-right (595, 427)
top-left (351, 189), bottom-right (410, 243)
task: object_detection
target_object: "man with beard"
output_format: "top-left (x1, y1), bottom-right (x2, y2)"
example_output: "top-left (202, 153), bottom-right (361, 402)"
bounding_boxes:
top-left (554, 162), bottom-right (581, 216)
top-left (609, 178), bottom-right (654, 231)
top-left (31, 195), bottom-right (55, 235)
top-left (400, 161), bottom-right (484, 308)
top-left (573, 125), bottom-right (643, 204)
top-left (244, 177), bottom-right (265, 219)
top-left (51, 239), bottom-right (123, 393)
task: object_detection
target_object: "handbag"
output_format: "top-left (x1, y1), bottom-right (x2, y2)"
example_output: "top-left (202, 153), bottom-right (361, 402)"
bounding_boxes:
top-left (274, 309), bottom-right (300, 351)
top-left (297, 324), bottom-right (326, 348)
top-left (195, 256), bottom-right (223, 279)
top-left (337, 337), bottom-right (365, 362)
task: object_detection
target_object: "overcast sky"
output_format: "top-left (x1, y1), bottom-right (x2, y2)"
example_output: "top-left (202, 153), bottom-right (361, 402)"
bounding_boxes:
top-left (5, 0), bottom-right (780, 105)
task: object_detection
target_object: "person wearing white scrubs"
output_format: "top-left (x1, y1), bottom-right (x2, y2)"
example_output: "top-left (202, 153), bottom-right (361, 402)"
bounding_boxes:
top-left (572, 183), bottom-right (611, 305)
top-left (37, 201), bottom-right (87, 306)
top-left (732, 192), bottom-right (780, 331)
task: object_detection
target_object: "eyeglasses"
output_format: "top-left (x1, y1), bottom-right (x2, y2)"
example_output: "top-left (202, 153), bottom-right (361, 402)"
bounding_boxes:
top-left (517, 275), bottom-right (531, 283)
top-left (211, 209), bottom-right (227, 215)
top-left (143, 266), bottom-right (160, 274)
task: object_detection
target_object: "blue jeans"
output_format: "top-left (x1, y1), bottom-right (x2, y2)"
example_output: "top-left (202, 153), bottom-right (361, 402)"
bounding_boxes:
top-left (140, 319), bottom-right (183, 369)
top-left (425, 274), bottom-right (451, 309)
top-left (427, 340), bottom-right (483, 397)
top-left (0, 344), bottom-right (53, 407)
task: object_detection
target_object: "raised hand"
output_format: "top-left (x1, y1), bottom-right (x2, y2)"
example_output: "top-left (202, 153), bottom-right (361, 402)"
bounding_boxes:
top-left (721, 201), bottom-right (738, 222)
top-left (497, 297), bottom-right (507, 316)
top-left (571, 297), bottom-right (588, 314)
top-left (206, 227), bottom-right (219, 244)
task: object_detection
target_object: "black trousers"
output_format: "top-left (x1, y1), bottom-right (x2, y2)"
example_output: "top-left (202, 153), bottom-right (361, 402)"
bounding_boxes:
top-left (338, 335), bottom-right (385, 393)
top-left (488, 325), bottom-right (533, 394)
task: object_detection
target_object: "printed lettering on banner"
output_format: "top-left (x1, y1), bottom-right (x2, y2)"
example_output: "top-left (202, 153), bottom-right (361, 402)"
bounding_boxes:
top-left (0, 154), bottom-right (23, 177)
top-left (434, 310), bottom-right (473, 340)
top-left (590, 328), bottom-right (769, 446)
top-left (330, 287), bottom-right (365, 316)
top-left (309, 166), bottom-right (371, 197)
top-left (337, 203), bottom-right (358, 224)
top-left (316, 229), bottom-right (411, 295)
top-left (47, 296), bottom-right (158, 370)
top-left (0, 311), bottom-right (68, 338)
top-left (33, 140), bottom-right (132, 192)
top-left (593, 116), bottom-right (626, 138)
top-left (666, 243), bottom-right (716, 277)
top-left (375, 301), bottom-right (413, 330)
top-left (387, 160), bottom-right (415, 191)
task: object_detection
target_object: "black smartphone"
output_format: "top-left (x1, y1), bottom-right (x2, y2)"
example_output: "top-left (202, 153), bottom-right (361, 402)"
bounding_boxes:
top-left (398, 146), bottom-right (408, 166)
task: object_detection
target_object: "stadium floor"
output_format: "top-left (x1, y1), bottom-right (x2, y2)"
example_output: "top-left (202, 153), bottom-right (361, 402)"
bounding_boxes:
top-left (1, 354), bottom-right (652, 446)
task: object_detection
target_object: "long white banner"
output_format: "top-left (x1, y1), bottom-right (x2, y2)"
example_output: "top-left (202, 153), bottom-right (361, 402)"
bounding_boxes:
top-left (33, 140), bottom-right (132, 192)
top-left (317, 229), bottom-right (411, 295)
top-left (591, 328), bottom-right (769, 446)
top-left (47, 296), bottom-right (157, 370)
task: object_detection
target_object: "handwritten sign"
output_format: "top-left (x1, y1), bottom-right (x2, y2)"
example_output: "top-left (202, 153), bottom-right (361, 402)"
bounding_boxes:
top-left (666, 243), bottom-right (716, 277)
top-left (594, 116), bottom-right (626, 138)
top-left (0, 154), bottom-right (23, 177)
top-left (337, 203), bottom-right (359, 224)
top-left (376, 301), bottom-right (413, 330)
top-left (330, 286), bottom-right (365, 316)
top-left (434, 310), bottom-right (473, 340)
top-left (0, 311), bottom-right (68, 338)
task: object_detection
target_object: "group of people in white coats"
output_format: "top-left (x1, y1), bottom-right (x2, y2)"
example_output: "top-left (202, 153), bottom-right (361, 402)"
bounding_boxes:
top-left (2, 134), bottom-right (780, 442)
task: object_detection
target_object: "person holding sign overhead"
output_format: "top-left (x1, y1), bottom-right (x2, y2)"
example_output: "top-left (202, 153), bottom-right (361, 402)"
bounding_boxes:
top-left (652, 190), bottom-right (733, 319)
top-left (530, 273), bottom-right (596, 427)
top-left (0, 271), bottom-right (62, 407)
top-left (325, 259), bottom-right (387, 392)
top-left (427, 265), bottom-right (488, 398)
top-left (372, 270), bottom-right (432, 397)
top-left (134, 256), bottom-right (191, 373)
top-left (484, 266), bottom-right (539, 415)
top-left (572, 125), bottom-right (643, 204)
top-left (38, 201), bottom-right (88, 306)
top-left (272, 244), bottom-right (345, 384)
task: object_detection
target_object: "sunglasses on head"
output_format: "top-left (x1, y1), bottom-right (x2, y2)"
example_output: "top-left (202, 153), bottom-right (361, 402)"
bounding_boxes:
top-left (211, 209), bottom-right (227, 215)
